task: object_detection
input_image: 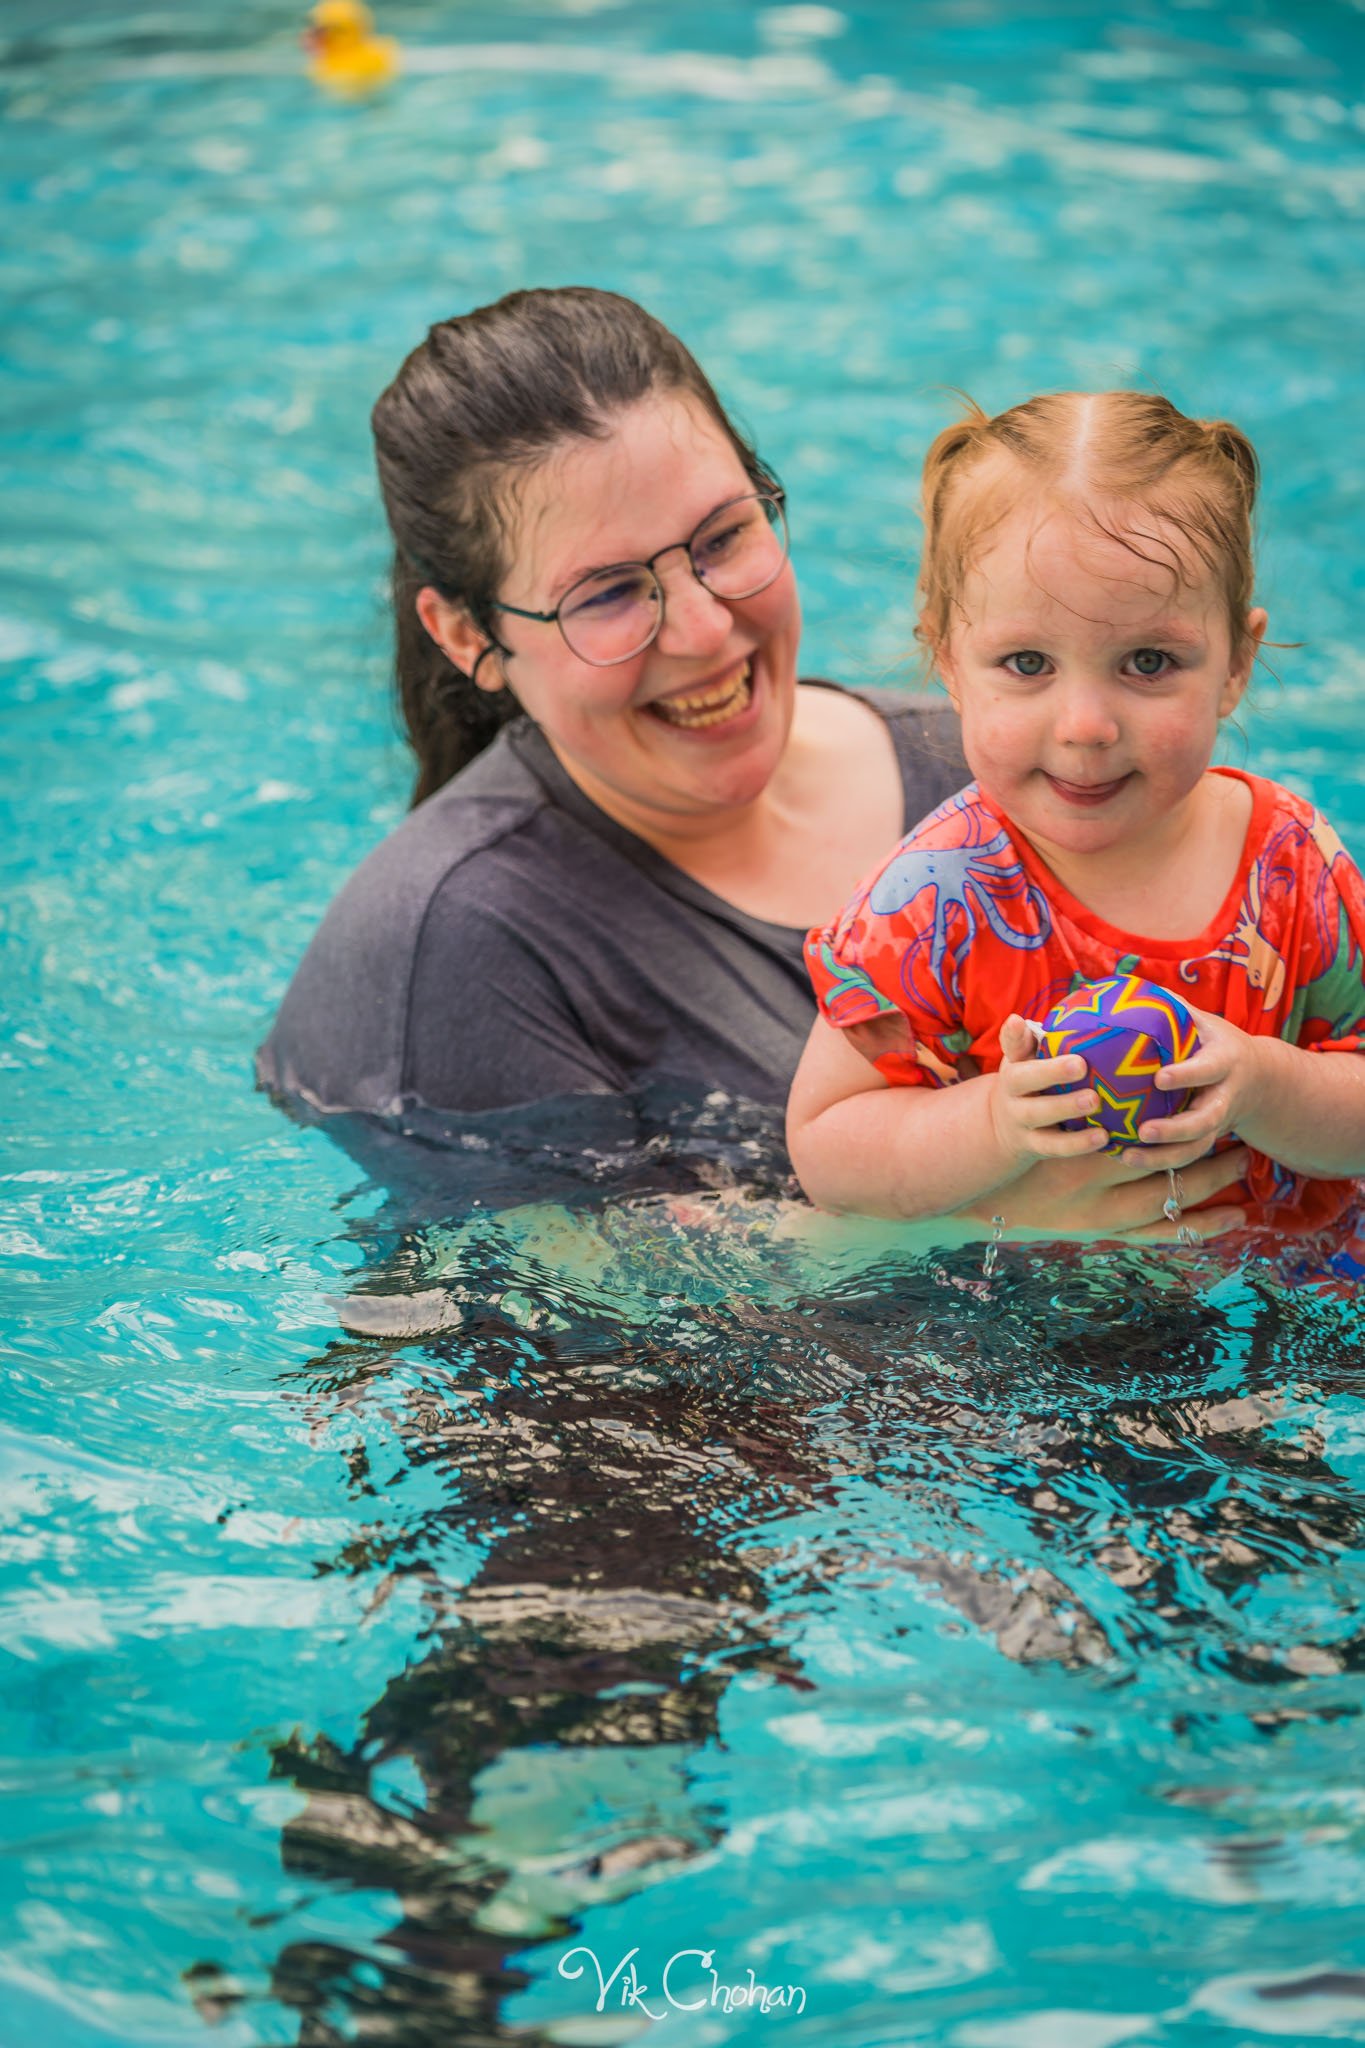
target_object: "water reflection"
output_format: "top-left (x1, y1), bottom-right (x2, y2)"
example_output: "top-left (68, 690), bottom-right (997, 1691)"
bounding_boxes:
top-left (202, 1108), bottom-right (1365, 2040)
top-left (260, 1312), bottom-right (820, 2036)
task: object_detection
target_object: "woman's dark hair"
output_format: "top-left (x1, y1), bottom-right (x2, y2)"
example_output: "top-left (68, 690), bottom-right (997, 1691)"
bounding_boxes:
top-left (371, 286), bottom-right (771, 806)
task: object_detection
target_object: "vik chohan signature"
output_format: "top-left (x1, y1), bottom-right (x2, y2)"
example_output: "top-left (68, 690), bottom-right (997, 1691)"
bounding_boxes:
top-left (559, 1944), bottom-right (807, 2020)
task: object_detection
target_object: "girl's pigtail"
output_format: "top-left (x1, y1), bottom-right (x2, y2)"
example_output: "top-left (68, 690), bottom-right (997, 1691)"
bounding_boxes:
top-left (1201, 419), bottom-right (1260, 515)
top-left (916, 400), bottom-right (991, 658)
top-left (920, 402), bottom-right (991, 529)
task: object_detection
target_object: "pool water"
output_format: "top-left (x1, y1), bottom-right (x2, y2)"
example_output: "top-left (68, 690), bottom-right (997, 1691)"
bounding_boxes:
top-left (5, 1), bottom-right (1365, 2041)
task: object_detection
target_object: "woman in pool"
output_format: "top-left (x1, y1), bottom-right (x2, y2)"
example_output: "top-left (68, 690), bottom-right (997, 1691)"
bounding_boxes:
top-left (258, 288), bottom-right (1250, 1239)
top-left (791, 391), bottom-right (1365, 1232)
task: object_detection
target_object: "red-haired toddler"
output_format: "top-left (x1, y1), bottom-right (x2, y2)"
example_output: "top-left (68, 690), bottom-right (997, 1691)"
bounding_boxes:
top-left (790, 392), bottom-right (1365, 1236)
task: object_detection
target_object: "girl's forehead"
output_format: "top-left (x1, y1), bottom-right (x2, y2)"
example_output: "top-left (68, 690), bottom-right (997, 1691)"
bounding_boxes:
top-left (962, 498), bottom-right (1221, 627)
top-left (509, 393), bottom-right (750, 591)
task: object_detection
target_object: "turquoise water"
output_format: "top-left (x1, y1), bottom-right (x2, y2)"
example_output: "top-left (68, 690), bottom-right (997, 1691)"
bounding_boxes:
top-left (5, 1), bottom-right (1365, 2041)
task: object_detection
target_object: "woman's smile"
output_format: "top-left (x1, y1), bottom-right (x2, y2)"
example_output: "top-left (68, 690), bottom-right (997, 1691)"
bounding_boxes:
top-left (645, 658), bottom-right (755, 731)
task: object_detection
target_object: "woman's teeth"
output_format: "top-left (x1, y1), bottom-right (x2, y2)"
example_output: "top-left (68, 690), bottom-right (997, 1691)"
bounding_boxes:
top-left (650, 663), bottom-right (752, 729)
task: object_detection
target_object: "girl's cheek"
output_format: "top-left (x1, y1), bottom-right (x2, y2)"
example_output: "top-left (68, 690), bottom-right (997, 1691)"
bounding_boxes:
top-left (961, 689), bottom-right (1020, 745)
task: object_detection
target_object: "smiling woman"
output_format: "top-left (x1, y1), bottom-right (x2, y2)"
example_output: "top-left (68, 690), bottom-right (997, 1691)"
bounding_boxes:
top-left (256, 287), bottom-right (964, 1120)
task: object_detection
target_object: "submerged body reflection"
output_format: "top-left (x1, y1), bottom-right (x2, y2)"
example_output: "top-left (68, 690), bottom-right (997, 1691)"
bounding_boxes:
top-left (217, 1131), bottom-right (1365, 2043)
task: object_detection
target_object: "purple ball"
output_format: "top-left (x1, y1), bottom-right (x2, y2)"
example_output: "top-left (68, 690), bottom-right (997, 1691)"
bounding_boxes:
top-left (1035, 974), bottom-right (1200, 1149)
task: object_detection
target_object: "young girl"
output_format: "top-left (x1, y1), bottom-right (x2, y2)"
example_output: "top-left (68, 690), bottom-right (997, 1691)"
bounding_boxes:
top-left (788, 391), bottom-right (1365, 1235)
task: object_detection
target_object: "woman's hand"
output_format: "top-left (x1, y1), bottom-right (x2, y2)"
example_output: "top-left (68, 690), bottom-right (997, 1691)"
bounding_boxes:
top-left (960, 1142), bottom-right (1251, 1242)
top-left (985, 1013), bottom-right (1111, 1167)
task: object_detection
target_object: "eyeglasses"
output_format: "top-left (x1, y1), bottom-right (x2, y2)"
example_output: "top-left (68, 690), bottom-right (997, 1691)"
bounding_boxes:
top-left (490, 489), bottom-right (789, 667)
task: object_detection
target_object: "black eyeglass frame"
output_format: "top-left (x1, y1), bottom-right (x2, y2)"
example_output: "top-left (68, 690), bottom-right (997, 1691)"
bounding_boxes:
top-left (486, 487), bottom-right (789, 668)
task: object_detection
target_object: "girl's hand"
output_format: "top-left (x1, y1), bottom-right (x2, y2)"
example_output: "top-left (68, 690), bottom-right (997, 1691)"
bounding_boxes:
top-left (1137, 1004), bottom-right (1270, 1151)
top-left (987, 1013), bottom-right (1110, 1166)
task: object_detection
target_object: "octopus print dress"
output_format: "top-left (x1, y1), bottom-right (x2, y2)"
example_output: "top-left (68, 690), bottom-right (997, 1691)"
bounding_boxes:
top-left (804, 769), bottom-right (1365, 1234)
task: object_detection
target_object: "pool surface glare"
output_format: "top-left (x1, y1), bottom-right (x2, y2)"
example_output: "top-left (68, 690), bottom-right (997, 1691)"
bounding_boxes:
top-left (4, 1), bottom-right (1365, 2043)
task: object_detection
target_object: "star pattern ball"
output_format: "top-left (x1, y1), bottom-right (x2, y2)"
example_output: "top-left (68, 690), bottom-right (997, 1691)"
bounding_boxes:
top-left (1035, 975), bottom-right (1200, 1149)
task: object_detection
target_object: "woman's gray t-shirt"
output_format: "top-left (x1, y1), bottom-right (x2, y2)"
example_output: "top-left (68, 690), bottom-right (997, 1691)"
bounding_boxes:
top-left (256, 686), bottom-right (965, 1117)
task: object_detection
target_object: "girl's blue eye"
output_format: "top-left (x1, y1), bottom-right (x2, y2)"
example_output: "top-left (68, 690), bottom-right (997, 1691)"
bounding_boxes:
top-left (1130, 648), bottom-right (1172, 678)
top-left (1005, 650), bottom-right (1048, 677)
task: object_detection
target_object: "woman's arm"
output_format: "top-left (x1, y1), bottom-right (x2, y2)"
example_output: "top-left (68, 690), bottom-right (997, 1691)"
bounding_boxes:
top-left (787, 1013), bottom-right (1114, 1219)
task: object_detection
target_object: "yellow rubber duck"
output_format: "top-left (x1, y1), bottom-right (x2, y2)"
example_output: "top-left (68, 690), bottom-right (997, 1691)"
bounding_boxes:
top-left (302, 0), bottom-right (400, 97)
